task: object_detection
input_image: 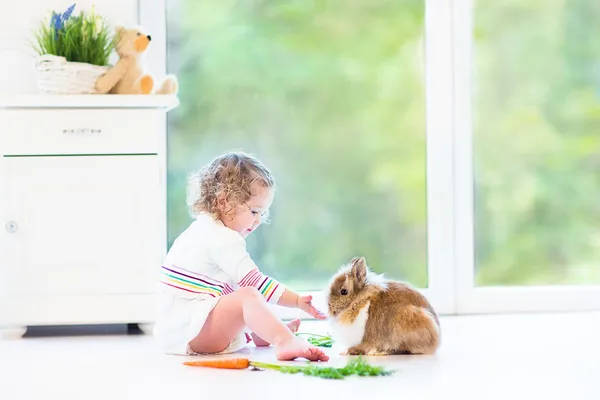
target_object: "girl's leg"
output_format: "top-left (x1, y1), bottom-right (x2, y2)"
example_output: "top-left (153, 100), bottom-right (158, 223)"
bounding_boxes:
top-left (252, 319), bottom-right (301, 347)
top-left (188, 287), bottom-right (329, 361)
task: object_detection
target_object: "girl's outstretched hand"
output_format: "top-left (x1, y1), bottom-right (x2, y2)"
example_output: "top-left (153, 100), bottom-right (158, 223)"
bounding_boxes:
top-left (297, 295), bottom-right (327, 320)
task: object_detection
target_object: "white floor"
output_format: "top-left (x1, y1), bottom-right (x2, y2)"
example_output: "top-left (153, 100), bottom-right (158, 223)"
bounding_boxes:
top-left (1, 312), bottom-right (599, 400)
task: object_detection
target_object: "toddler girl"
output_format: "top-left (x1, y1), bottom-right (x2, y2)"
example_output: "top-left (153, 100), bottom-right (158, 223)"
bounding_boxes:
top-left (153, 151), bottom-right (329, 362)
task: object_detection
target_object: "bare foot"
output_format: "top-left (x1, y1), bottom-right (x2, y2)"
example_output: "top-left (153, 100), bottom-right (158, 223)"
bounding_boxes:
top-left (252, 319), bottom-right (301, 347)
top-left (275, 337), bottom-right (330, 362)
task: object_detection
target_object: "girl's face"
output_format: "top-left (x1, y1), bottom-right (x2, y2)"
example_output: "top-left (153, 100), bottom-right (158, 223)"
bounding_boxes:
top-left (219, 185), bottom-right (274, 238)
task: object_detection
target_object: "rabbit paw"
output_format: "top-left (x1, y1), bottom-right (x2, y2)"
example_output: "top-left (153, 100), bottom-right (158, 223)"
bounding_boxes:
top-left (346, 346), bottom-right (366, 356)
top-left (366, 348), bottom-right (391, 356)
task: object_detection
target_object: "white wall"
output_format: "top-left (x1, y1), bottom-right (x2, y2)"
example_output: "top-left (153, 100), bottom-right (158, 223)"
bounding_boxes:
top-left (0, 0), bottom-right (139, 95)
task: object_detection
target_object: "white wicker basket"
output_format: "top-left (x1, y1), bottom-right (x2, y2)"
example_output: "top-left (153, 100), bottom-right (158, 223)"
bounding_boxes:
top-left (35, 54), bottom-right (109, 94)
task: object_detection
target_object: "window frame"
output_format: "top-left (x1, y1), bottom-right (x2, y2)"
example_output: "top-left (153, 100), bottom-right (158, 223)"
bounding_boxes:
top-left (140, 0), bottom-right (600, 318)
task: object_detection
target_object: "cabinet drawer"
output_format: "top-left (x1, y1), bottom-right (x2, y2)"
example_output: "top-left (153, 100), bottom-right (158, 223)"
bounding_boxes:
top-left (0, 109), bottom-right (162, 155)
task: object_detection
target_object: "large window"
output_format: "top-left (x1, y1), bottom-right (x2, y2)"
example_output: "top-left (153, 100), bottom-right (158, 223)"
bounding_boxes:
top-left (473, 0), bottom-right (600, 287)
top-left (453, 0), bottom-right (600, 313)
top-left (165, 1), bottom-right (428, 292)
top-left (142, 0), bottom-right (600, 315)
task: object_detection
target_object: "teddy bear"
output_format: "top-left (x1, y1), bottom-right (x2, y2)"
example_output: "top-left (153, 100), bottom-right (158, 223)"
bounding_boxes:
top-left (95, 26), bottom-right (178, 95)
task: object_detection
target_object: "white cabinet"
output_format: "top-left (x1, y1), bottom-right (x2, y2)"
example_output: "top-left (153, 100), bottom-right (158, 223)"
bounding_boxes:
top-left (0, 95), bottom-right (178, 336)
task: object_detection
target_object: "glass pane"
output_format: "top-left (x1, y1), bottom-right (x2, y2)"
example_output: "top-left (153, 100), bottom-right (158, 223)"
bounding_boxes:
top-left (474, 1), bottom-right (600, 286)
top-left (166, 0), bottom-right (427, 290)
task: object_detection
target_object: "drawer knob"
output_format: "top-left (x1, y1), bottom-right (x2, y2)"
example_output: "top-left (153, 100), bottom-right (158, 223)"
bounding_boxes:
top-left (5, 221), bottom-right (18, 233)
top-left (62, 128), bottom-right (102, 135)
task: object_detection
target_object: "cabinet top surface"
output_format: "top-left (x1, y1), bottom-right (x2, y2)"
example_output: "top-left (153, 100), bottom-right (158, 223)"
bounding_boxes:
top-left (0, 94), bottom-right (179, 111)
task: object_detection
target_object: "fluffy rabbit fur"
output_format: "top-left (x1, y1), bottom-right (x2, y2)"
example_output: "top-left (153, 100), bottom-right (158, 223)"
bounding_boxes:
top-left (326, 256), bottom-right (440, 356)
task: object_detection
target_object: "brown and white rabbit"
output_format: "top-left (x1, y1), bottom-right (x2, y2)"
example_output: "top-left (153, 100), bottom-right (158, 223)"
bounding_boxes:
top-left (326, 256), bottom-right (441, 356)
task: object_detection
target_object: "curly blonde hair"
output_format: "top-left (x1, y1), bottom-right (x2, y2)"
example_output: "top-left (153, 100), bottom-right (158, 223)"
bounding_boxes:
top-left (186, 151), bottom-right (275, 222)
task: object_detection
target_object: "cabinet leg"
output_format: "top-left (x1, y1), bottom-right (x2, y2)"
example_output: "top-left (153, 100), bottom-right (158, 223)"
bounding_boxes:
top-left (125, 323), bottom-right (154, 335)
top-left (126, 323), bottom-right (142, 335)
top-left (1, 326), bottom-right (27, 340)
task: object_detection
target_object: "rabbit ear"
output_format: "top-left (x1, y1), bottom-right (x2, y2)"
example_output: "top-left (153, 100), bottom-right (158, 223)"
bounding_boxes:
top-left (350, 257), bottom-right (367, 282)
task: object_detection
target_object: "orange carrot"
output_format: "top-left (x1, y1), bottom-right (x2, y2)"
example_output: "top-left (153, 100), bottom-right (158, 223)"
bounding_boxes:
top-left (183, 358), bottom-right (250, 369)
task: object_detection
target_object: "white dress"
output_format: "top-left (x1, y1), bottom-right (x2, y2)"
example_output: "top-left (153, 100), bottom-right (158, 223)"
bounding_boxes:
top-left (152, 212), bottom-right (286, 355)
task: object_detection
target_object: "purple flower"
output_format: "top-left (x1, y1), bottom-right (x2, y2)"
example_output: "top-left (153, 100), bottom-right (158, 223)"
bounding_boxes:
top-left (62, 4), bottom-right (76, 21)
top-left (51, 11), bottom-right (61, 31)
top-left (50, 4), bottom-right (76, 31)
top-left (50, 4), bottom-right (76, 39)
top-left (51, 12), bottom-right (62, 39)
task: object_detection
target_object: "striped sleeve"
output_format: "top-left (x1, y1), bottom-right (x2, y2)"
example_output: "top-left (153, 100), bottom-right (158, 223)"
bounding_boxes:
top-left (237, 268), bottom-right (284, 303)
top-left (210, 229), bottom-right (286, 304)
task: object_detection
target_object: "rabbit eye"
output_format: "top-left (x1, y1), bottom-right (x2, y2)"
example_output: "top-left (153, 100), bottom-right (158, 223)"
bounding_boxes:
top-left (340, 289), bottom-right (348, 296)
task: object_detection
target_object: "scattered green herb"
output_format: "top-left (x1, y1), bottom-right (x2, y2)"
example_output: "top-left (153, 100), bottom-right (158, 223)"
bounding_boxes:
top-left (251, 356), bottom-right (395, 380)
top-left (296, 332), bottom-right (334, 347)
